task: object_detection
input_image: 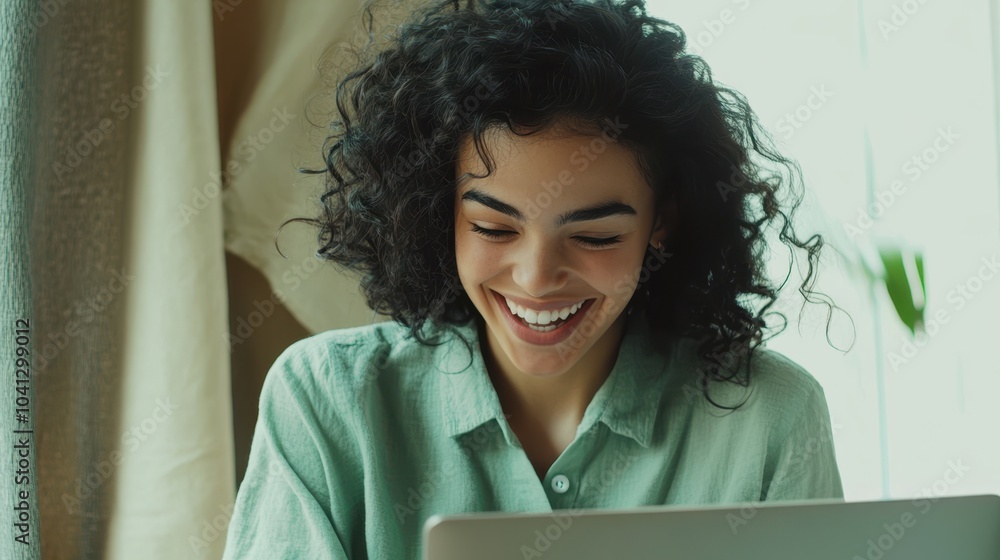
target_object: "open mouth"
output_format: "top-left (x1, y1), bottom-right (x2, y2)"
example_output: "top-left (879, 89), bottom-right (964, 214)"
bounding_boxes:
top-left (491, 289), bottom-right (595, 335)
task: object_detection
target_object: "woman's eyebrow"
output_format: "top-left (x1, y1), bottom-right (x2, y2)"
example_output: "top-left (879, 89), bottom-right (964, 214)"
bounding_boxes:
top-left (459, 187), bottom-right (637, 226)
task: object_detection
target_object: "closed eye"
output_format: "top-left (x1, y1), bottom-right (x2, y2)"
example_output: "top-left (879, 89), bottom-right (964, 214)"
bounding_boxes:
top-left (469, 224), bottom-right (514, 240)
top-left (469, 224), bottom-right (622, 248)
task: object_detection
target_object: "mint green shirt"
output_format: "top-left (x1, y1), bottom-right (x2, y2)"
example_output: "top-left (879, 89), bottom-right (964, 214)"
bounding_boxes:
top-left (221, 308), bottom-right (843, 559)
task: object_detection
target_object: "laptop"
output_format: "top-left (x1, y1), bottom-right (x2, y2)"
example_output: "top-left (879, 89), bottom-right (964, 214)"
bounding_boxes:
top-left (423, 494), bottom-right (1000, 560)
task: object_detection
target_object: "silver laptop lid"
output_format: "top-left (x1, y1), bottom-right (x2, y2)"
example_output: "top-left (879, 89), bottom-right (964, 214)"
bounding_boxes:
top-left (423, 494), bottom-right (1000, 560)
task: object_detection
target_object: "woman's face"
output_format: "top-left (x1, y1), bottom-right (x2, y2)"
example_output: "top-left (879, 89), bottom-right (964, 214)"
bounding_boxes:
top-left (453, 123), bottom-right (667, 377)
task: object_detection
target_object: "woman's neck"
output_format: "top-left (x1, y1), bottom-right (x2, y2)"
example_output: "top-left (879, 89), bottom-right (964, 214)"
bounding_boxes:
top-left (478, 311), bottom-right (629, 429)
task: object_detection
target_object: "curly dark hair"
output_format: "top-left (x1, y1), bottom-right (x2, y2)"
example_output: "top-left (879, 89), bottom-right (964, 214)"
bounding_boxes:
top-left (280, 0), bottom-right (848, 409)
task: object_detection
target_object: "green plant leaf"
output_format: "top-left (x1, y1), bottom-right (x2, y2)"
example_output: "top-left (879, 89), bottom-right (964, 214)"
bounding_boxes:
top-left (877, 245), bottom-right (925, 335)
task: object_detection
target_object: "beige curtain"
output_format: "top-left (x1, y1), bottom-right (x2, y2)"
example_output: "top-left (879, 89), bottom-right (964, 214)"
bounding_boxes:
top-left (11, 0), bottom-right (405, 558)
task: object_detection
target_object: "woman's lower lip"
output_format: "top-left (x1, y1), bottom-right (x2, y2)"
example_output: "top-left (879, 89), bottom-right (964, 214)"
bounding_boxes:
top-left (491, 290), bottom-right (594, 346)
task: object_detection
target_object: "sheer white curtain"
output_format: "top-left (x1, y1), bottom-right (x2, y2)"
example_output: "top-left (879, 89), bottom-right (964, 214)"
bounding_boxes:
top-left (645, 0), bottom-right (1000, 501)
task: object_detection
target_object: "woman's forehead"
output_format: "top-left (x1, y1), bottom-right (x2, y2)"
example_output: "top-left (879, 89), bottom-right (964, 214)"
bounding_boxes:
top-left (455, 127), bottom-right (644, 184)
top-left (454, 148), bottom-right (653, 217)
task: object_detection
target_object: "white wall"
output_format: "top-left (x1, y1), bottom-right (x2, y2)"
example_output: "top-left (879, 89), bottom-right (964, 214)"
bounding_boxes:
top-left (645, 0), bottom-right (1000, 501)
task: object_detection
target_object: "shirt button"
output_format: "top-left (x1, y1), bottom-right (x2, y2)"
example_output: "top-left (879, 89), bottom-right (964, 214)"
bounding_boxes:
top-left (551, 474), bottom-right (570, 494)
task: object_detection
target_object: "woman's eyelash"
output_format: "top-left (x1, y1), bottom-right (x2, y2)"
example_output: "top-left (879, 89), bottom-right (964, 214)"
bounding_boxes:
top-left (469, 224), bottom-right (512, 239)
top-left (468, 224), bottom-right (622, 247)
top-left (578, 235), bottom-right (623, 247)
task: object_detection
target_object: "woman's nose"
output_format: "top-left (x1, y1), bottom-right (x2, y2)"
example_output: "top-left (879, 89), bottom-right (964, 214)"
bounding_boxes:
top-left (510, 237), bottom-right (569, 295)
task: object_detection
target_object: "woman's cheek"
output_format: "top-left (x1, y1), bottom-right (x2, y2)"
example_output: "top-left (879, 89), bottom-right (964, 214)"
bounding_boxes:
top-left (597, 248), bottom-right (645, 300)
top-left (589, 246), bottom-right (636, 282)
top-left (455, 233), bottom-right (503, 275)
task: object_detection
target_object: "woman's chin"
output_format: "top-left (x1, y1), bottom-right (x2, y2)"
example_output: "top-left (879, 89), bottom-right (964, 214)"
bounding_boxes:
top-left (499, 339), bottom-right (585, 377)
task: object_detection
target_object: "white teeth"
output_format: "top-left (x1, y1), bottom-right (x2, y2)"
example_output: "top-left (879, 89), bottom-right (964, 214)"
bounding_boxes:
top-left (502, 295), bottom-right (586, 325)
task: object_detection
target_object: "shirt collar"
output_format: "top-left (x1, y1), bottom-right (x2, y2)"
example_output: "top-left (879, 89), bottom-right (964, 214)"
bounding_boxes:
top-left (436, 307), bottom-right (673, 448)
top-left (576, 307), bottom-right (673, 447)
top-left (435, 318), bottom-right (504, 439)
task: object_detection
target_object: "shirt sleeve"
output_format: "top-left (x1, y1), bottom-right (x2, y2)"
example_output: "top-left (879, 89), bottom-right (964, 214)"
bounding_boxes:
top-left (761, 383), bottom-right (844, 502)
top-left (221, 342), bottom-right (354, 559)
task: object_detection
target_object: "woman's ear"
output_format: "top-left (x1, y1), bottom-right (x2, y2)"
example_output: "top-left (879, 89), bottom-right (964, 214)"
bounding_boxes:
top-left (650, 195), bottom-right (677, 248)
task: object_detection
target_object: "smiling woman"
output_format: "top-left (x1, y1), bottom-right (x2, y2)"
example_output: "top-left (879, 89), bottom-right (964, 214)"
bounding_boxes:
top-left (452, 123), bottom-right (673, 481)
top-left (452, 123), bottom-right (673, 470)
top-left (221, 0), bottom-right (848, 557)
